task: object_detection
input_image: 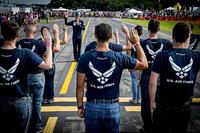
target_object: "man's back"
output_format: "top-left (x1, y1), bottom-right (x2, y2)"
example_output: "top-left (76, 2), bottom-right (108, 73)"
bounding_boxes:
top-left (152, 48), bottom-right (200, 106)
top-left (17, 39), bottom-right (46, 58)
top-left (141, 38), bottom-right (172, 84)
top-left (0, 48), bottom-right (43, 97)
top-left (77, 50), bottom-right (136, 99)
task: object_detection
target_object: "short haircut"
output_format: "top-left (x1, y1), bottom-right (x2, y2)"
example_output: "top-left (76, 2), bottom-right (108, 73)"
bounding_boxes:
top-left (148, 19), bottom-right (160, 33)
top-left (135, 25), bottom-right (143, 36)
top-left (40, 26), bottom-right (50, 37)
top-left (173, 22), bottom-right (191, 43)
top-left (24, 21), bottom-right (37, 34)
top-left (1, 21), bottom-right (19, 41)
top-left (95, 23), bottom-right (112, 42)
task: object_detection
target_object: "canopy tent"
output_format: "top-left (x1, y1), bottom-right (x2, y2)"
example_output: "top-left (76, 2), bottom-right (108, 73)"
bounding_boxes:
top-left (52, 7), bottom-right (68, 12)
top-left (173, 2), bottom-right (182, 11)
top-left (191, 7), bottom-right (200, 14)
top-left (164, 7), bottom-right (175, 11)
top-left (127, 8), bottom-right (143, 14)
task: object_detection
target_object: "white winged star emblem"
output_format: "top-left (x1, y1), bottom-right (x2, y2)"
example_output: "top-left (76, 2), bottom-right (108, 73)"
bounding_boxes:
top-left (18, 45), bottom-right (35, 52)
top-left (169, 56), bottom-right (193, 79)
top-left (146, 44), bottom-right (163, 59)
top-left (189, 39), bottom-right (197, 50)
top-left (89, 61), bottom-right (116, 84)
top-left (0, 58), bottom-right (20, 81)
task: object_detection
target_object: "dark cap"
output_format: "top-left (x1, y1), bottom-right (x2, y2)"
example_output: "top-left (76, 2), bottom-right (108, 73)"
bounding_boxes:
top-left (75, 12), bottom-right (81, 17)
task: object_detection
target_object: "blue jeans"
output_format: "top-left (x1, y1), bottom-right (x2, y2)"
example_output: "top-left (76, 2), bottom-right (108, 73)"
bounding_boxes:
top-left (43, 64), bottom-right (55, 99)
top-left (0, 96), bottom-right (31, 133)
top-left (130, 70), bottom-right (141, 100)
top-left (27, 73), bottom-right (45, 129)
top-left (84, 102), bottom-right (120, 133)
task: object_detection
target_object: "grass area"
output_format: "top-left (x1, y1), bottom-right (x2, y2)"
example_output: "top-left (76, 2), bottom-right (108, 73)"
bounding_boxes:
top-left (121, 19), bottom-right (200, 34)
top-left (38, 18), bottom-right (55, 24)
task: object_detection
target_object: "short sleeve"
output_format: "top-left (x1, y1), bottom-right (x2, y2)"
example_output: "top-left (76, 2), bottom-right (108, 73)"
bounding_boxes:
top-left (84, 45), bottom-right (90, 53)
top-left (109, 43), bottom-right (123, 52)
top-left (119, 53), bottom-right (137, 70)
top-left (165, 39), bottom-right (173, 49)
top-left (76, 54), bottom-right (87, 74)
top-left (151, 52), bottom-right (162, 74)
top-left (26, 49), bottom-right (43, 70)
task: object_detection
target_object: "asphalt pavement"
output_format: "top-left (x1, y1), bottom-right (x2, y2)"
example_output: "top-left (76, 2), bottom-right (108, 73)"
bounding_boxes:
top-left (17, 17), bottom-right (200, 133)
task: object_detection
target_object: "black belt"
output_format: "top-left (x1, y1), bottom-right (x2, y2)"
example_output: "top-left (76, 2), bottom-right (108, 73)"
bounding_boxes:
top-left (87, 98), bottom-right (119, 104)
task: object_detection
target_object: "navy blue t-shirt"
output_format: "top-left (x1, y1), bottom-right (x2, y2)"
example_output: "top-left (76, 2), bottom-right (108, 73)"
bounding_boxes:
top-left (0, 48), bottom-right (43, 98)
top-left (84, 41), bottom-right (123, 53)
top-left (65, 19), bottom-right (85, 38)
top-left (77, 50), bottom-right (137, 99)
top-left (189, 34), bottom-right (200, 50)
top-left (141, 38), bottom-right (172, 85)
top-left (151, 49), bottom-right (200, 107)
top-left (0, 38), bottom-right (3, 47)
top-left (16, 39), bottom-right (46, 74)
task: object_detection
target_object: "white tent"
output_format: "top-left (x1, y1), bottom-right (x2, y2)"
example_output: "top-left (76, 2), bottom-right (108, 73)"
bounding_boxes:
top-left (127, 8), bottom-right (143, 14)
top-left (164, 7), bottom-right (175, 11)
top-left (191, 7), bottom-right (200, 14)
top-left (52, 7), bottom-right (68, 12)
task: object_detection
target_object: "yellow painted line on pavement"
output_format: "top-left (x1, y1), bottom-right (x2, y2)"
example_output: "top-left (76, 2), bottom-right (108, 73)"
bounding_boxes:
top-left (192, 98), bottom-right (200, 103)
top-left (42, 106), bottom-right (78, 112)
top-left (82, 18), bottom-right (91, 44)
top-left (59, 62), bottom-right (77, 94)
top-left (43, 117), bottom-right (58, 133)
top-left (53, 97), bottom-right (200, 103)
top-left (59, 19), bottom-right (91, 95)
top-left (125, 106), bottom-right (141, 112)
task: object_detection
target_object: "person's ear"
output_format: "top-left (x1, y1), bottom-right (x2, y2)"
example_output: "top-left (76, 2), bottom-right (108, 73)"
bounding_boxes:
top-left (16, 30), bottom-right (19, 38)
top-left (172, 34), bottom-right (175, 43)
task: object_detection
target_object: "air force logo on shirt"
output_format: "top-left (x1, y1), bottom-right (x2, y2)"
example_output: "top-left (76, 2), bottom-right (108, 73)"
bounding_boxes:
top-left (189, 39), bottom-right (198, 50)
top-left (18, 44), bottom-right (36, 52)
top-left (146, 44), bottom-right (164, 59)
top-left (0, 58), bottom-right (20, 81)
top-left (89, 61), bottom-right (116, 84)
top-left (169, 56), bottom-right (193, 79)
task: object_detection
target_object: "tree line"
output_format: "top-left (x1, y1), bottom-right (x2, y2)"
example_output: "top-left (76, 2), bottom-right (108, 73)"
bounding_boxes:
top-left (49, 0), bottom-right (199, 11)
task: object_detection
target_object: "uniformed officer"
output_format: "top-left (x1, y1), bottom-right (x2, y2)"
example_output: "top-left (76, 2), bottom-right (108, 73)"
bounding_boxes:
top-left (76, 23), bottom-right (148, 133)
top-left (65, 12), bottom-right (85, 61)
top-left (139, 19), bottom-right (172, 133)
top-left (149, 22), bottom-right (200, 133)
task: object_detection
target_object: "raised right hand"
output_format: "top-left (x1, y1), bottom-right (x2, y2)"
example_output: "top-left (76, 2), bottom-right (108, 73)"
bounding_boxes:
top-left (129, 28), bottom-right (140, 45)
